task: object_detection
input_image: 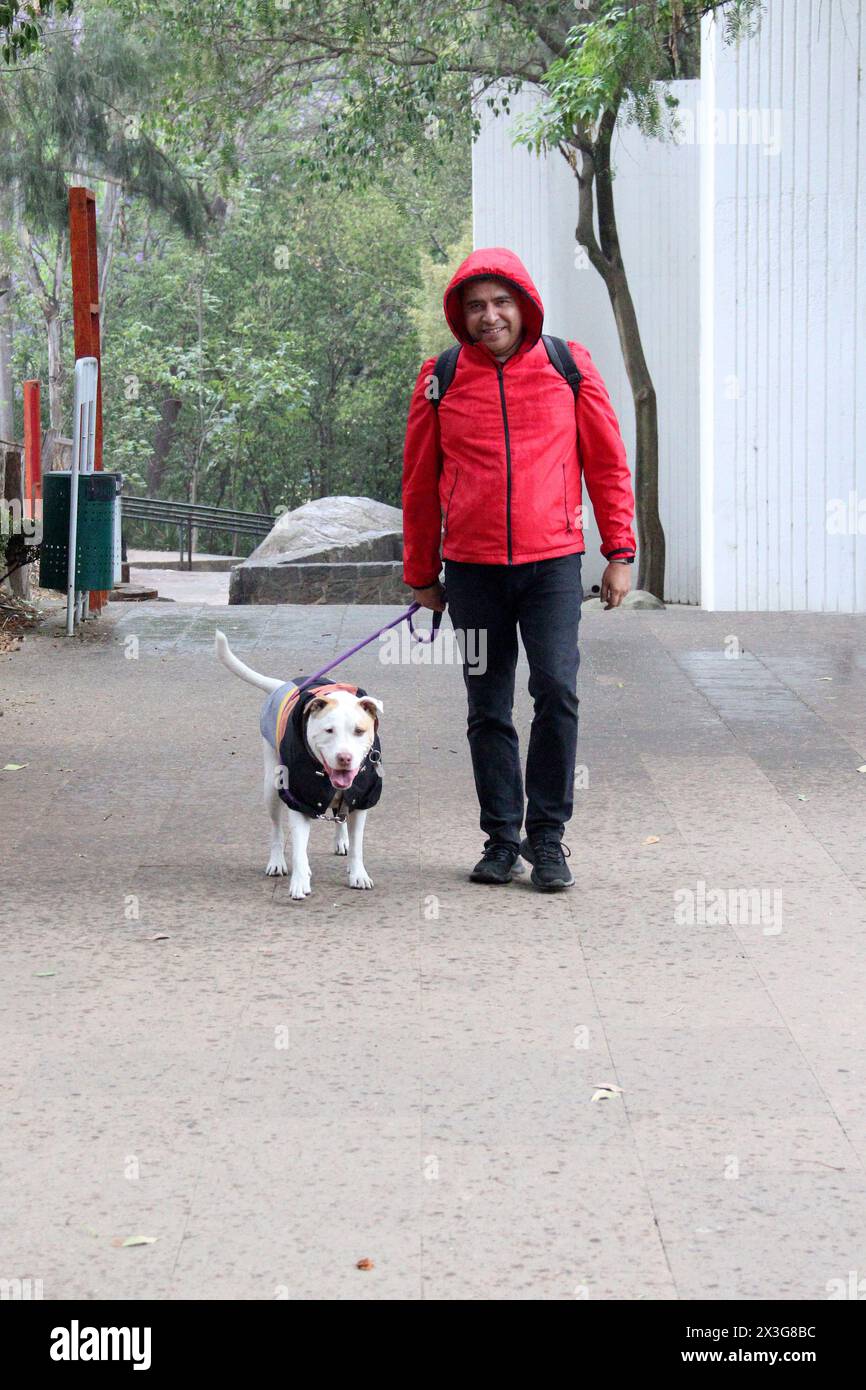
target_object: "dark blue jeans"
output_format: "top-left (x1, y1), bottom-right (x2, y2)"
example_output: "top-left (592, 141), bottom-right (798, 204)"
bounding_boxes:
top-left (443, 552), bottom-right (583, 848)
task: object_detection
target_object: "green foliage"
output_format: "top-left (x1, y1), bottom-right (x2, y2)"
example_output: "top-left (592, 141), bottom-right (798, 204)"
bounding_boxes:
top-left (105, 0), bottom-right (764, 187)
top-left (2, 0), bottom-right (471, 554)
top-left (410, 221), bottom-right (473, 360)
top-left (0, 1), bottom-right (74, 65)
top-left (100, 145), bottom-right (469, 533)
top-left (512, 1), bottom-right (765, 154)
top-left (0, 6), bottom-right (207, 241)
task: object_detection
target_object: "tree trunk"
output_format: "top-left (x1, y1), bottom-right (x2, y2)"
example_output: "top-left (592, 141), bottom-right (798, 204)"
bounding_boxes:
top-left (606, 263), bottom-right (666, 599)
top-left (566, 114), bottom-right (667, 599)
top-left (228, 438), bottom-right (240, 556)
top-left (98, 180), bottom-right (124, 333)
top-left (0, 197), bottom-right (16, 455)
top-left (189, 460), bottom-right (198, 559)
top-left (2, 448), bottom-right (29, 599)
top-left (44, 312), bottom-right (64, 470)
top-left (0, 271), bottom-right (15, 452)
top-left (15, 184), bottom-right (67, 472)
top-left (192, 274), bottom-right (204, 554)
top-left (147, 394), bottom-right (182, 494)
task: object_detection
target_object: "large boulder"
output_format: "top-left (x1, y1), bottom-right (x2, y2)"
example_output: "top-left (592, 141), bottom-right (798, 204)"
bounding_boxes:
top-left (230, 495), bottom-right (408, 605)
top-left (581, 589), bottom-right (666, 611)
top-left (247, 495), bottom-right (403, 563)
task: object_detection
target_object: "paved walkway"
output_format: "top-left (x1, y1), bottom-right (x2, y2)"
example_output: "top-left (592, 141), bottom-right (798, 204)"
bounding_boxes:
top-left (127, 566), bottom-right (231, 604)
top-left (2, 600), bottom-right (866, 1300)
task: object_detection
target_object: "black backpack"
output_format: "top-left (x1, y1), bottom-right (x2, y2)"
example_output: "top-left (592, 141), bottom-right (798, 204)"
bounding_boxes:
top-left (430, 335), bottom-right (582, 408)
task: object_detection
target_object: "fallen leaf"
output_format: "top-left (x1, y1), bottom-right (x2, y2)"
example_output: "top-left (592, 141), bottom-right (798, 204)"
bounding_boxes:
top-left (797, 794), bottom-right (809, 802)
top-left (818, 676), bottom-right (833, 681)
top-left (643, 835), bottom-right (661, 845)
top-left (34, 970), bottom-right (55, 978)
top-left (356, 1257), bottom-right (374, 1270)
top-left (591, 1084), bottom-right (624, 1103)
top-left (858, 765), bottom-right (866, 774)
top-left (120, 1236), bottom-right (157, 1248)
top-left (150, 933), bottom-right (170, 942)
top-left (3, 762), bottom-right (28, 771)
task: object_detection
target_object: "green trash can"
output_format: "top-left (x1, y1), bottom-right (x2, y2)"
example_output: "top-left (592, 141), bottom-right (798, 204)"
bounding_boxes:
top-left (39, 471), bottom-right (122, 592)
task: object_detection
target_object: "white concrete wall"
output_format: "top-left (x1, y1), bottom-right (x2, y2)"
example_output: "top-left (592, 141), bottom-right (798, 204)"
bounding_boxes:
top-left (473, 82), bottom-right (702, 602)
top-left (472, 2), bottom-right (866, 612)
top-left (701, 1), bottom-right (866, 611)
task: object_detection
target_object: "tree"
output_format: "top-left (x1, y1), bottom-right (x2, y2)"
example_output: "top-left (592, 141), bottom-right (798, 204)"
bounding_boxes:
top-left (0, 1), bottom-right (74, 65)
top-left (0, 1), bottom-right (208, 464)
top-left (117, 0), bottom-right (763, 597)
top-left (509, 1), bottom-right (763, 596)
top-left (2, 0), bottom-right (473, 555)
top-left (99, 130), bottom-right (467, 536)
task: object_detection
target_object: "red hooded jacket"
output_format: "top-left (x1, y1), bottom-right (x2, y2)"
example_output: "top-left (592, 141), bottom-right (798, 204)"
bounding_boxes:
top-left (401, 247), bottom-right (636, 588)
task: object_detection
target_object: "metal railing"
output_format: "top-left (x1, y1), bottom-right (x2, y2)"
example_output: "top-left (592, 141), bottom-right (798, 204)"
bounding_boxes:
top-left (121, 495), bottom-right (276, 568)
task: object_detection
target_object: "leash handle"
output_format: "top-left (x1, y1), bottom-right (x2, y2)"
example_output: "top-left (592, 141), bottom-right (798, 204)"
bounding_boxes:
top-left (406, 599), bottom-right (445, 644)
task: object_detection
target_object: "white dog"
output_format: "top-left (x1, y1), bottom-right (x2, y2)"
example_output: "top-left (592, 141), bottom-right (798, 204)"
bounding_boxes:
top-left (215, 630), bottom-right (383, 899)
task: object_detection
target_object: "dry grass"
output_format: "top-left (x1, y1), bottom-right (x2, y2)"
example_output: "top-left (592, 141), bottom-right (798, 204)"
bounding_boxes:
top-left (0, 572), bottom-right (43, 653)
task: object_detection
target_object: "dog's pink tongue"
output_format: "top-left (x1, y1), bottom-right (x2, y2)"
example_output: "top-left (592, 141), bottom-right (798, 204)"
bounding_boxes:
top-left (328, 767), bottom-right (355, 789)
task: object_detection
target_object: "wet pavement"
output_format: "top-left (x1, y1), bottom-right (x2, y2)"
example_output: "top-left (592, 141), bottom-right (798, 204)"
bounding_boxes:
top-left (127, 566), bottom-right (231, 605)
top-left (2, 599), bottom-right (865, 1299)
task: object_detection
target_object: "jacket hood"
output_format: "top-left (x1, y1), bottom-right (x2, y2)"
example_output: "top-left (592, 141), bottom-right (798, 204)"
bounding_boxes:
top-left (443, 247), bottom-right (544, 349)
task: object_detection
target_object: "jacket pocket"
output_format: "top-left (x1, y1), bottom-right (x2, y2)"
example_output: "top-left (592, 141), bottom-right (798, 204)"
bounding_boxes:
top-left (443, 466), bottom-right (461, 536)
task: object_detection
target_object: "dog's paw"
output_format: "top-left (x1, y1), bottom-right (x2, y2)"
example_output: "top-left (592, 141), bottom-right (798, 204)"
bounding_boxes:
top-left (265, 852), bottom-right (288, 877)
top-left (289, 872), bottom-right (312, 900)
top-left (348, 866), bottom-right (374, 890)
top-left (334, 824), bottom-right (349, 856)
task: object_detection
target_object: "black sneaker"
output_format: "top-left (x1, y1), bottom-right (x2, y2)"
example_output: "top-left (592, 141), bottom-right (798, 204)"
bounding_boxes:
top-left (470, 841), bottom-right (521, 884)
top-left (519, 835), bottom-right (574, 892)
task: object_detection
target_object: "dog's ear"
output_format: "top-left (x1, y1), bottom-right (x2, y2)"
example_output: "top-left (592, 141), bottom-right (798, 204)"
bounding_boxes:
top-left (359, 697), bottom-right (383, 722)
top-left (305, 697), bottom-right (329, 718)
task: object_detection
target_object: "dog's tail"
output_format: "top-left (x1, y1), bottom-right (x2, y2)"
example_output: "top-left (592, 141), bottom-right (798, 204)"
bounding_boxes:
top-left (214, 629), bottom-right (284, 694)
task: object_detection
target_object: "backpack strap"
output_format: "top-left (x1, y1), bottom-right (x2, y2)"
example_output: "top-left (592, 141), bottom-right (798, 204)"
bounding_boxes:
top-left (542, 335), bottom-right (582, 400)
top-left (430, 344), bottom-right (461, 410)
top-left (432, 337), bottom-right (581, 407)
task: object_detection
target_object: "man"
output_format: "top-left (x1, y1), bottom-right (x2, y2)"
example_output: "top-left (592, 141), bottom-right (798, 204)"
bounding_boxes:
top-left (402, 247), bottom-right (636, 891)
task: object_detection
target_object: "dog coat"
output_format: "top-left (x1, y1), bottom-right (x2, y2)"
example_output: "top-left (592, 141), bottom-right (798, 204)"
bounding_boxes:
top-left (260, 677), bottom-right (383, 819)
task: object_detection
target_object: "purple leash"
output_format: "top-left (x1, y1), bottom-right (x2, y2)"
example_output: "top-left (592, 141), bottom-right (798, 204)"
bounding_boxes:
top-left (293, 601), bottom-right (445, 694)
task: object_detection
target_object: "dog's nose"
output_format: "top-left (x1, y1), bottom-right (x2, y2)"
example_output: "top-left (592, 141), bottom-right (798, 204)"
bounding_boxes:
top-left (334, 751), bottom-right (354, 769)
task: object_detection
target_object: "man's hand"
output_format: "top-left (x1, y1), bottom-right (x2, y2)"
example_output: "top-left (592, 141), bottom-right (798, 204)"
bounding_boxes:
top-left (412, 581), bottom-right (446, 612)
top-left (600, 562), bottom-right (631, 610)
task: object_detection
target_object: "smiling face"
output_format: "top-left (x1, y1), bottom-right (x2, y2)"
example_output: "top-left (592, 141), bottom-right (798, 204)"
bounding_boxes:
top-left (305, 690), bottom-right (383, 790)
top-left (461, 277), bottom-right (524, 360)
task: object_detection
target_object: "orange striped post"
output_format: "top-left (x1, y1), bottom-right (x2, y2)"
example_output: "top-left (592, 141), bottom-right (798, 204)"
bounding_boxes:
top-left (68, 186), bottom-right (107, 610)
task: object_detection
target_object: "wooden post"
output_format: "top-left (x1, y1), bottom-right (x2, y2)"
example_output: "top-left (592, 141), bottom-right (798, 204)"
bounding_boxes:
top-left (68, 187), bottom-right (106, 610)
top-left (23, 380), bottom-right (41, 524)
top-left (2, 447), bottom-right (29, 600)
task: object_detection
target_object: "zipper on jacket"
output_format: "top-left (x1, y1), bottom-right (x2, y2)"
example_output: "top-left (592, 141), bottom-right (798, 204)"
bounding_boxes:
top-left (443, 466), bottom-right (460, 536)
top-left (562, 459), bottom-right (573, 533)
top-left (496, 365), bottom-right (513, 564)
